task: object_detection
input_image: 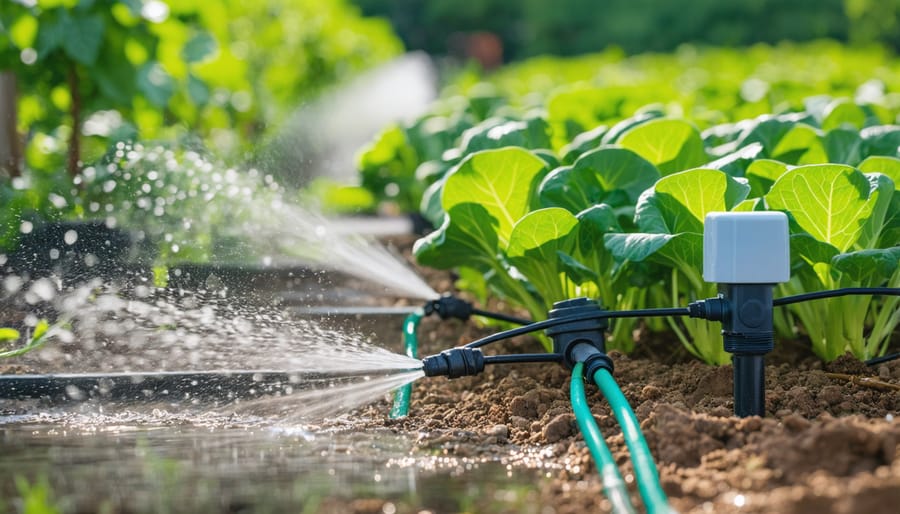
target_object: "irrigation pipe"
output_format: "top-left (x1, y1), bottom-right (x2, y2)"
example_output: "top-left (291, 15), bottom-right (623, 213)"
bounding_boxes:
top-left (390, 309), bottom-right (423, 418)
top-left (593, 368), bottom-right (675, 514)
top-left (570, 362), bottom-right (636, 514)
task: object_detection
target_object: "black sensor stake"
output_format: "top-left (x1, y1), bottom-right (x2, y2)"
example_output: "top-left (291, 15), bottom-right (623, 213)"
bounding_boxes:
top-left (703, 212), bottom-right (790, 417)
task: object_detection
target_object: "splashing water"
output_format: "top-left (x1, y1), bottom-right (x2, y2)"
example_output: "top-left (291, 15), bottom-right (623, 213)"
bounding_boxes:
top-left (5, 282), bottom-right (425, 421)
top-left (223, 369), bottom-right (424, 422)
top-left (79, 142), bottom-right (438, 300)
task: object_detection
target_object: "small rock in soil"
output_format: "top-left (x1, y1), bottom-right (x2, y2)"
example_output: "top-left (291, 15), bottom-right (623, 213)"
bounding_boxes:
top-left (543, 413), bottom-right (574, 443)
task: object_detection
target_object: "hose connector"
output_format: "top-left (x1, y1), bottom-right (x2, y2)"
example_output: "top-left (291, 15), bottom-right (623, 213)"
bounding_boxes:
top-left (422, 347), bottom-right (485, 378)
top-left (546, 298), bottom-right (613, 381)
top-left (423, 294), bottom-right (473, 321)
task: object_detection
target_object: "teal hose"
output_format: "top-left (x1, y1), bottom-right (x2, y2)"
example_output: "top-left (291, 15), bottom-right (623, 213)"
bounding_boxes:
top-left (571, 363), bottom-right (636, 514)
top-left (594, 368), bottom-right (674, 514)
top-left (390, 309), bottom-right (423, 418)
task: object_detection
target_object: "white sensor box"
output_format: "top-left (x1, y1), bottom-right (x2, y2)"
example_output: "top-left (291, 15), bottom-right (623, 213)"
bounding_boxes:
top-left (703, 211), bottom-right (790, 284)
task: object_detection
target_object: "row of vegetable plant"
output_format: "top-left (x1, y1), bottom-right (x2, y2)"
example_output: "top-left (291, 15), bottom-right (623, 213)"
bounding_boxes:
top-left (356, 48), bottom-right (900, 364)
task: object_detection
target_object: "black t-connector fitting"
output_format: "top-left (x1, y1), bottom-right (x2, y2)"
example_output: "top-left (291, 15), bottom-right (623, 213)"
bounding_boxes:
top-left (423, 294), bottom-right (473, 321)
top-left (546, 298), bottom-right (613, 384)
top-left (422, 347), bottom-right (485, 378)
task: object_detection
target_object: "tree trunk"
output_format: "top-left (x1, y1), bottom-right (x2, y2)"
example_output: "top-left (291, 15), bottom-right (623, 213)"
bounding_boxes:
top-left (0, 71), bottom-right (20, 178)
top-left (67, 64), bottom-right (81, 178)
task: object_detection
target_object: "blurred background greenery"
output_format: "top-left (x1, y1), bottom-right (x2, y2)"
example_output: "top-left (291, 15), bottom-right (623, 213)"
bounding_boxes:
top-left (353, 0), bottom-right (898, 62)
top-left (1, 0), bottom-right (899, 256)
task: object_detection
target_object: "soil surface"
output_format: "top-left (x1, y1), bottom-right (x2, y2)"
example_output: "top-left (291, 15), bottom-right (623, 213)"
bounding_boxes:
top-left (355, 236), bottom-right (900, 514)
top-left (3, 233), bottom-right (899, 514)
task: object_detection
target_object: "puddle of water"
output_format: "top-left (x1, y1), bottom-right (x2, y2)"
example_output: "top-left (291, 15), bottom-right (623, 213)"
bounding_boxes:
top-left (0, 419), bottom-right (549, 513)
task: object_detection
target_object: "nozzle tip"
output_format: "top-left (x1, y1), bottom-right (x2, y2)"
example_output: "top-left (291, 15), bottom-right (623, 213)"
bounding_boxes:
top-left (422, 348), bottom-right (485, 378)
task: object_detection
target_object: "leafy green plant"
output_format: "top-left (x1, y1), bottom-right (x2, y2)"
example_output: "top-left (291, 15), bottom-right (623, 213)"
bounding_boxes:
top-left (14, 475), bottom-right (60, 514)
top-left (766, 163), bottom-right (898, 360)
top-left (0, 319), bottom-right (51, 359)
top-left (605, 168), bottom-right (752, 364)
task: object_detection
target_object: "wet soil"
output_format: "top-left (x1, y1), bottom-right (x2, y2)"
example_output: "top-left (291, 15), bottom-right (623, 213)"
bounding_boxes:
top-left (358, 238), bottom-right (900, 513)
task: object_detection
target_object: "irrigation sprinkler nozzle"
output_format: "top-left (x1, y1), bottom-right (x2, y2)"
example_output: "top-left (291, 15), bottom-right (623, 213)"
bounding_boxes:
top-left (423, 294), bottom-right (473, 321)
top-left (422, 347), bottom-right (485, 378)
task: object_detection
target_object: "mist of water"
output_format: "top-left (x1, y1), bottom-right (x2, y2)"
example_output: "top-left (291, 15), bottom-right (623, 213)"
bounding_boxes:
top-left (4, 280), bottom-right (425, 421)
top-left (78, 143), bottom-right (438, 300)
top-left (224, 369), bottom-right (424, 422)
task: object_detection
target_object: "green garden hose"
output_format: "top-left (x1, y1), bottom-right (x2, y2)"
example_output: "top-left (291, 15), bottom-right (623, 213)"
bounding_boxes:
top-left (390, 309), bottom-right (423, 418)
top-left (571, 362), bottom-right (636, 514)
top-left (594, 368), bottom-right (675, 514)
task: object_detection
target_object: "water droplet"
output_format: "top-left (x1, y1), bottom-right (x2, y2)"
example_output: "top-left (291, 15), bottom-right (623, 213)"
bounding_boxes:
top-left (20, 47), bottom-right (37, 65)
top-left (49, 248), bottom-right (60, 260)
top-left (733, 494), bottom-right (746, 507)
top-left (64, 230), bottom-right (78, 245)
top-left (31, 279), bottom-right (56, 301)
top-left (20, 221), bottom-right (33, 234)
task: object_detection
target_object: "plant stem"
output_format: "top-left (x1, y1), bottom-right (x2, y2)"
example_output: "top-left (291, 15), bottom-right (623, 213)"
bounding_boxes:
top-left (67, 64), bottom-right (81, 178)
top-left (0, 71), bottom-right (20, 178)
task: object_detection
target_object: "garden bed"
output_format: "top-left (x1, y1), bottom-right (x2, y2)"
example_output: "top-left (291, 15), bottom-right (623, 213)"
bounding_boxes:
top-left (348, 245), bottom-right (900, 514)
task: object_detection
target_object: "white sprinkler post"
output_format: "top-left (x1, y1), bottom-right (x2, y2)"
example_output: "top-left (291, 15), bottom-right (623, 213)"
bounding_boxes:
top-left (703, 211), bottom-right (790, 417)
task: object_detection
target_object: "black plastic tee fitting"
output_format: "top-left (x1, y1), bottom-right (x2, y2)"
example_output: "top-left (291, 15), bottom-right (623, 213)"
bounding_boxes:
top-left (546, 298), bottom-right (614, 384)
top-left (423, 294), bottom-right (473, 321)
top-left (422, 347), bottom-right (485, 378)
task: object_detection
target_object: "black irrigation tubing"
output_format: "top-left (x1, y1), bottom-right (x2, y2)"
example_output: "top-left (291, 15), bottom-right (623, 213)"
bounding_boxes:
top-left (469, 307), bottom-right (532, 326)
top-left (464, 307), bottom-right (691, 349)
top-left (483, 353), bottom-right (564, 365)
top-left (0, 369), bottom-right (422, 402)
top-left (773, 287), bottom-right (900, 306)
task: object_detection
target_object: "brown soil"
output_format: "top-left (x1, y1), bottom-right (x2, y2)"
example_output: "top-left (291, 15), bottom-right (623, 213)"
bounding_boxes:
top-left (361, 239), bottom-right (900, 513)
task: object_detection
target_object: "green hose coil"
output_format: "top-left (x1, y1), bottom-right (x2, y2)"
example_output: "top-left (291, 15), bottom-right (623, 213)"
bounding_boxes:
top-left (593, 368), bottom-right (674, 514)
top-left (571, 362), bottom-right (636, 514)
top-left (390, 309), bottom-right (423, 418)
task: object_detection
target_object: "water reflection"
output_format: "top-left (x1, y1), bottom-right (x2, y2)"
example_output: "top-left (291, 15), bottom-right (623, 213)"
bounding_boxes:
top-left (0, 420), bottom-right (547, 513)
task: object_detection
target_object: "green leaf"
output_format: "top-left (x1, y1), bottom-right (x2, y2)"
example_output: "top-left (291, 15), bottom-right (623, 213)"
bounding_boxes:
top-left (187, 73), bottom-right (210, 105)
top-left (32, 319), bottom-right (49, 341)
top-left (736, 114), bottom-right (808, 156)
top-left (858, 173), bottom-right (895, 249)
top-left (507, 207), bottom-right (579, 301)
top-left (93, 46), bottom-right (137, 104)
top-left (860, 125), bottom-right (900, 157)
top-left (35, 11), bottom-right (65, 58)
top-left (182, 32), bottom-right (218, 63)
top-left (561, 125), bottom-right (607, 163)
top-left (538, 147), bottom-right (659, 213)
top-left (62, 12), bottom-right (105, 65)
top-left (790, 233), bottom-right (840, 266)
top-left (460, 116), bottom-right (551, 154)
top-left (832, 247), bottom-right (900, 284)
top-left (635, 168), bottom-right (750, 235)
top-left (822, 99), bottom-right (867, 131)
top-left (745, 159), bottom-right (789, 197)
top-left (137, 61), bottom-right (175, 107)
top-left (618, 119), bottom-right (706, 174)
top-left (558, 251), bottom-right (599, 284)
top-left (770, 124), bottom-right (827, 164)
top-left (442, 147), bottom-right (548, 247)
top-left (0, 328), bottom-right (19, 342)
top-left (824, 128), bottom-right (864, 165)
top-left (575, 204), bottom-right (621, 257)
top-left (858, 156), bottom-right (900, 186)
top-left (604, 232), bottom-right (704, 272)
top-left (413, 204), bottom-right (499, 271)
top-left (766, 164), bottom-right (875, 252)
top-left (420, 178), bottom-right (446, 228)
top-left (601, 111), bottom-right (662, 145)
